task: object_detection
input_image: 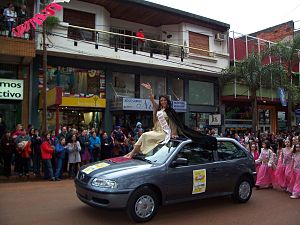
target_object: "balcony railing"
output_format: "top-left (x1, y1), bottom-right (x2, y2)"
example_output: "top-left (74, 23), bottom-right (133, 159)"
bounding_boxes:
top-left (0, 16), bottom-right (34, 39)
top-left (45, 23), bottom-right (228, 62)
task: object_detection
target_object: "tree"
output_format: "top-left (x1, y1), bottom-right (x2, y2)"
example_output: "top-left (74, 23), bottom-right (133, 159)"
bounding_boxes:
top-left (222, 50), bottom-right (286, 135)
top-left (268, 35), bottom-right (300, 131)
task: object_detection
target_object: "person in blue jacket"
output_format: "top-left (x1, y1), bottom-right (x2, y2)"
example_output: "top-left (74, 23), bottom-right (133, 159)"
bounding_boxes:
top-left (89, 131), bottom-right (101, 162)
top-left (55, 137), bottom-right (67, 181)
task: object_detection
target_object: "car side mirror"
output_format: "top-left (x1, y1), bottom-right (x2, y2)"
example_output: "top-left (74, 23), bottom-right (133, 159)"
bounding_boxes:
top-left (171, 157), bottom-right (188, 167)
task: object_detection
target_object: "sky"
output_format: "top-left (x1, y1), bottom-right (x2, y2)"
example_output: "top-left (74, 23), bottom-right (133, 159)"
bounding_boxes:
top-left (147, 0), bottom-right (300, 35)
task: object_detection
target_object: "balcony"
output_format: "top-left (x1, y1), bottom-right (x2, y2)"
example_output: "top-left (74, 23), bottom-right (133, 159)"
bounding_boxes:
top-left (36, 22), bottom-right (229, 75)
top-left (0, 17), bottom-right (35, 63)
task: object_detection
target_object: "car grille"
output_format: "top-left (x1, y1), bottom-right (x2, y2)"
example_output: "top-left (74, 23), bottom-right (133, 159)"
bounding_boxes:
top-left (77, 171), bottom-right (91, 184)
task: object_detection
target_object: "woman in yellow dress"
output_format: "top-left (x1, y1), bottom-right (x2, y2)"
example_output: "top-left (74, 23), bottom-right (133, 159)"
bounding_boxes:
top-left (125, 83), bottom-right (218, 158)
top-left (125, 83), bottom-right (178, 158)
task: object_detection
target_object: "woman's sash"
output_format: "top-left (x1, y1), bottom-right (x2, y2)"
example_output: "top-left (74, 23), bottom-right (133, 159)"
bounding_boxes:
top-left (156, 110), bottom-right (171, 144)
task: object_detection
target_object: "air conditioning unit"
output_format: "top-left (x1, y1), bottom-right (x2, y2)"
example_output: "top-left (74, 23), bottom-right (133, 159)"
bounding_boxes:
top-left (215, 33), bottom-right (225, 42)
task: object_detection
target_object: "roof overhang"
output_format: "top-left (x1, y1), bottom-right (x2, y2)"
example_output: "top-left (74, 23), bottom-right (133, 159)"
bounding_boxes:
top-left (81, 0), bottom-right (230, 32)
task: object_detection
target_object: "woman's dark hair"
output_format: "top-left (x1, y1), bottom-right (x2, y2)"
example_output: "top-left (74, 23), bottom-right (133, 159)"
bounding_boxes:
top-left (158, 95), bottom-right (171, 110)
top-left (262, 140), bottom-right (270, 149)
top-left (293, 144), bottom-right (300, 153)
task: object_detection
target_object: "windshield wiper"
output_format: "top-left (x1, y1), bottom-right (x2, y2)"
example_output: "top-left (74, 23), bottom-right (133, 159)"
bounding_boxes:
top-left (133, 155), bottom-right (152, 164)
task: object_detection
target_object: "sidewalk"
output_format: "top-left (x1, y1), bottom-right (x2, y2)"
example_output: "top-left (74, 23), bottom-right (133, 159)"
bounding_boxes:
top-left (0, 171), bottom-right (72, 183)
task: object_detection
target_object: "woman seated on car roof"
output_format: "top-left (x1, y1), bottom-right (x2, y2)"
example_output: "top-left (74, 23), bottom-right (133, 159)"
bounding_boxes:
top-left (125, 83), bottom-right (217, 158)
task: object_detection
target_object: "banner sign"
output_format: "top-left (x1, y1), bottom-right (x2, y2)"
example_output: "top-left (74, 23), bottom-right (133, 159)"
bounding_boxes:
top-left (0, 78), bottom-right (24, 100)
top-left (12, 0), bottom-right (70, 37)
top-left (278, 87), bottom-right (287, 107)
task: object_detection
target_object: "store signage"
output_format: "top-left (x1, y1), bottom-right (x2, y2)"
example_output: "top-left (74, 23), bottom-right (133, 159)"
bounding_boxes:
top-left (12, 0), bottom-right (70, 37)
top-left (0, 78), bottom-right (24, 100)
top-left (209, 114), bottom-right (221, 126)
top-left (119, 98), bottom-right (187, 112)
top-left (172, 101), bottom-right (187, 112)
top-left (123, 98), bottom-right (155, 111)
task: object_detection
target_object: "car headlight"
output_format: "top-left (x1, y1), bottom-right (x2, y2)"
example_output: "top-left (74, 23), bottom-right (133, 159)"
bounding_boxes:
top-left (91, 178), bottom-right (118, 189)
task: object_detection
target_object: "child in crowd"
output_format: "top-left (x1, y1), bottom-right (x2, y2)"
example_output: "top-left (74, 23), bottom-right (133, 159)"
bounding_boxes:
top-left (249, 142), bottom-right (260, 173)
top-left (40, 132), bottom-right (55, 181)
top-left (274, 139), bottom-right (293, 190)
top-left (67, 134), bottom-right (81, 178)
top-left (255, 140), bottom-right (274, 189)
top-left (287, 144), bottom-right (300, 199)
top-left (55, 137), bottom-right (67, 181)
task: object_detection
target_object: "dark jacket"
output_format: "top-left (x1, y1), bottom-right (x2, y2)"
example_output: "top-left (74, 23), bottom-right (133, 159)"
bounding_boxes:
top-left (1, 136), bottom-right (14, 154)
top-left (31, 134), bottom-right (42, 155)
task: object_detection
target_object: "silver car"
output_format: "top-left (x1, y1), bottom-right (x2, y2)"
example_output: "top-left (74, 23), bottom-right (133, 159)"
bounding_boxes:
top-left (75, 137), bottom-right (256, 223)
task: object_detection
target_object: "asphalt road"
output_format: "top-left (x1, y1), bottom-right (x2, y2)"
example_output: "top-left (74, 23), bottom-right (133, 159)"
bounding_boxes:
top-left (0, 180), bottom-right (299, 225)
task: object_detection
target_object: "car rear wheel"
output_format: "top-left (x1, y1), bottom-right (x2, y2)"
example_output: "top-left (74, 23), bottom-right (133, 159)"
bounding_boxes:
top-left (232, 177), bottom-right (252, 203)
top-left (126, 186), bottom-right (159, 223)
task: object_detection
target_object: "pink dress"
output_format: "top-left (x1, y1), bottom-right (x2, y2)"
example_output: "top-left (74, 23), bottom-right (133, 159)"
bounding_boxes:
top-left (255, 148), bottom-right (274, 187)
top-left (287, 153), bottom-right (300, 196)
top-left (274, 148), bottom-right (293, 189)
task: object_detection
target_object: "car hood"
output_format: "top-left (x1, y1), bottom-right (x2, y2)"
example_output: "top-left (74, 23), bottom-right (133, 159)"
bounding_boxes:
top-left (80, 157), bottom-right (155, 179)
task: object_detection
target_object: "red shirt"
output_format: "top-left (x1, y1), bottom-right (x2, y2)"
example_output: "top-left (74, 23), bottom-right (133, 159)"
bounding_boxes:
top-left (136, 31), bottom-right (145, 43)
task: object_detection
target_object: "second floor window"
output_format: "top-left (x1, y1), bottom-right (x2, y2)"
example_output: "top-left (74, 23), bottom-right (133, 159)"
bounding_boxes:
top-left (189, 32), bottom-right (209, 57)
top-left (63, 8), bottom-right (95, 41)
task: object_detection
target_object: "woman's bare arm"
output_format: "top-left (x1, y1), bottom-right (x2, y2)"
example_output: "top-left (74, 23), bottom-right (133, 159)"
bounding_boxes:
top-left (141, 83), bottom-right (159, 110)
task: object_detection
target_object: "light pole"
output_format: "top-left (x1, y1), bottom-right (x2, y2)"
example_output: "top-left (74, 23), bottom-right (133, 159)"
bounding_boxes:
top-left (42, 0), bottom-right (48, 134)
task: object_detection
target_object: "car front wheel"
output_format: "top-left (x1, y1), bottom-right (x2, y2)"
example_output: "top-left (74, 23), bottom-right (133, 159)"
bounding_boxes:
top-left (126, 186), bottom-right (159, 223)
top-left (232, 177), bottom-right (252, 203)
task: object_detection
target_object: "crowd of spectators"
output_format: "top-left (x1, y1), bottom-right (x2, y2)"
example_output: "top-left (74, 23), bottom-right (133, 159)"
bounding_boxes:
top-left (0, 122), bottom-right (145, 181)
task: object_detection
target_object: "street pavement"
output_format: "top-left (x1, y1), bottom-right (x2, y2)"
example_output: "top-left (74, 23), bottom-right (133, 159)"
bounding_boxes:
top-left (0, 180), bottom-right (299, 225)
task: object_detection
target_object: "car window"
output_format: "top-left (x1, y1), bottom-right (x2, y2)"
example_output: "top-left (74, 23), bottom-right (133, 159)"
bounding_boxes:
top-left (176, 143), bottom-right (214, 165)
top-left (217, 141), bottom-right (247, 161)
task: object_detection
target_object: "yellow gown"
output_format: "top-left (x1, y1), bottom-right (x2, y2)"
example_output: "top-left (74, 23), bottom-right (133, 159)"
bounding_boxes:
top-left (135, 110), bottom-right (177, 155)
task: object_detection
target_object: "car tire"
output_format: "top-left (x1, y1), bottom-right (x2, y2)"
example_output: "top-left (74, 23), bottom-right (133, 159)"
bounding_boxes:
top-left (232, 177), bottom-right (252, 203)
top-left (126, 186), bottom-right (159, 223)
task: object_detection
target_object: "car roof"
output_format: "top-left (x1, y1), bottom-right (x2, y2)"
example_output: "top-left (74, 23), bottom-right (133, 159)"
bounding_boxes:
top-left (172, 136), bottom-right (243, 148)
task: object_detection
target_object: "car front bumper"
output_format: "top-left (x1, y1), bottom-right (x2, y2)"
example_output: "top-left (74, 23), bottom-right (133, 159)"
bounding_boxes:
top-left (75, 179), bottom-right (134, 209)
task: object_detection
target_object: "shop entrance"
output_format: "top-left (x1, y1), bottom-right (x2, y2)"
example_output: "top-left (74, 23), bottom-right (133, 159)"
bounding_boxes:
top-left (0, 101), bottom-right (21, 132)
top-left (257, 105), bottom-right (276, 134)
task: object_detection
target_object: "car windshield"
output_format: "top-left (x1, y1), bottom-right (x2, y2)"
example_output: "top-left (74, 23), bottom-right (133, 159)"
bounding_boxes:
top-left (144, 140), bottom-right (180, 164)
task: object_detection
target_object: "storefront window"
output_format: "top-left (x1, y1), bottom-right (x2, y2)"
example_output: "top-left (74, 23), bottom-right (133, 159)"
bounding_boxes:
top-left (258, 109), bottom-right (271, 133)
top-left (140, 75), bottom-right (166, 99)
top-left (188, 112), bottom-right (210, 132)
top-left (171, 78), bottom-right (184, 100)
top-left (47, 66), bottom-right (105, 97)
top-left (45, 110), bottom-right (103, 131)
top-left (277, 111), bottom-right (287, 131)
top-left (112, 72), bottom-right (135, 98)
top-left (188, 80), bottom-right (214, 105)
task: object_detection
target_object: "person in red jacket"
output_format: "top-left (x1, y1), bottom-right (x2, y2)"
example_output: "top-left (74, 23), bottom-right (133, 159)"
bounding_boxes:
top-left (40, 132), bottom-right (55, 181)
top-left (136, 28), bottom-right (145, 51)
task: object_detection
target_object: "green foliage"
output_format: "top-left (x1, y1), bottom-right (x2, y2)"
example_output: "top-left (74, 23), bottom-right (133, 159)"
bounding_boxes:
top-left (44, 16), bottom-right (60, 31)
top-left (221, 50), bottom-right (286, 92)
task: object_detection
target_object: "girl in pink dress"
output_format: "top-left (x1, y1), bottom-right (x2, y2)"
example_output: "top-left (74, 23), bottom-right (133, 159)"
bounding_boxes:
top-left (287, 144), bottom-right (300, 199)
top-left (255, 140), bottom-right (274, 189)
top-left (274, 139), bottom-right (293, 190)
